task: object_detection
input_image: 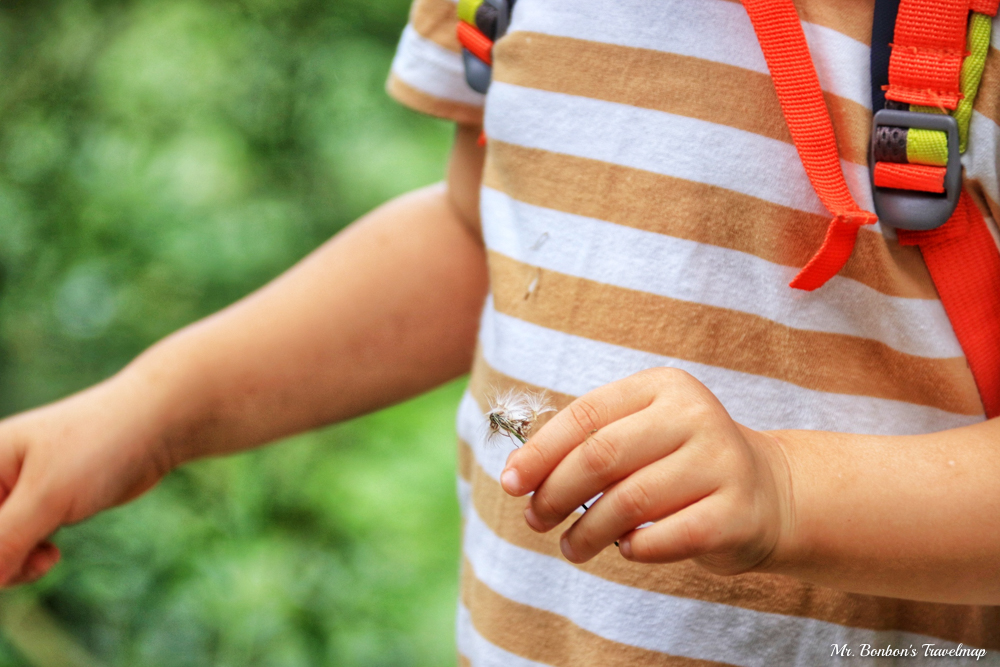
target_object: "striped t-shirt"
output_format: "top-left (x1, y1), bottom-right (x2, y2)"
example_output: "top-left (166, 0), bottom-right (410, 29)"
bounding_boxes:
top-left (387, 1), bottom-right (1000, 665)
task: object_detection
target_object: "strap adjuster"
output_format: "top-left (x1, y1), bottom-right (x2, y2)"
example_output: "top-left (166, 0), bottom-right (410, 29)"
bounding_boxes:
top-left (459, 0), bottom-right (511, 94)
top-left (869, 109), bottom-right (962, 231)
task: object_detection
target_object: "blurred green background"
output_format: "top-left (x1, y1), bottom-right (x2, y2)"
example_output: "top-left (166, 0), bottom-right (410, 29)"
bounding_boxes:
top-left (0, 0), bottom-right (462, 665)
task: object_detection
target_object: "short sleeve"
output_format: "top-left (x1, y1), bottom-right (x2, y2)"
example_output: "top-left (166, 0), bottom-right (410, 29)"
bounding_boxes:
top-left (387, 0), bottom-right (486, 125)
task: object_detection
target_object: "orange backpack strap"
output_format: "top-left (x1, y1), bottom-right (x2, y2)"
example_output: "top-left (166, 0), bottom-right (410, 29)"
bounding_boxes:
top-left (898, 194), bottom-right (1000, 417)
top-left (887, 0), bottom-right (1000, 418)
top-left (746, 0), bottom-right (1000, 417)
top-left (885, 0), bottom-right (970, 109)
top-left (742, 0), bottom-right (878, 291)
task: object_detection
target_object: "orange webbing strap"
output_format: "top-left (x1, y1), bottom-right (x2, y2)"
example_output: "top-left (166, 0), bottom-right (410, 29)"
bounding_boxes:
top-left (886, 0), bottom-right (970, 109)
top-left (898, 193), bottom-right (1000, 417)
top-left (873, 162), bottom-right (946, 192)
top-left (457, 21), bottom-right (493, 65)
top-left (889, 0), bottom-right (1000, 417)
top-left (742, 0), bottom-right (878, 291)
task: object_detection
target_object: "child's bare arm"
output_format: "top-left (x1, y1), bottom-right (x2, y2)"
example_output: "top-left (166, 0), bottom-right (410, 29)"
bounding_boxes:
top-left (501, 369), bottom-right (1000, 605)
top-left (135, 124), bottom-right (488, 462)
top-left (0, 124), bottom-right (488, 586)
top-left (761, 419), bottom-right (1000, 604)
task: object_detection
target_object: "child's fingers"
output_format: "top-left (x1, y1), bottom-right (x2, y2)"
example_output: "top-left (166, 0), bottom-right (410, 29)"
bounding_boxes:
top-left (557, 448), bottom-right (715, 562)
top-left (5, 542), bottom-right (60, 587)
top-left (502, 372), bottom-right (660, 496)
top-left (0, 473), bottom-right (65, 586)
top-left (617, 497), bottom-right (729, 565)
top-left (525, 409), bottom-right (687, 531)
top-left (0, 435), bottom-right (26, 503)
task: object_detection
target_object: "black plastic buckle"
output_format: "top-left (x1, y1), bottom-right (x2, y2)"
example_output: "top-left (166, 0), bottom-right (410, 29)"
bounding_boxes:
top-left (869, 109), bottom-right (961, 231)
top-left (462, 0), bottom-right (511, 94)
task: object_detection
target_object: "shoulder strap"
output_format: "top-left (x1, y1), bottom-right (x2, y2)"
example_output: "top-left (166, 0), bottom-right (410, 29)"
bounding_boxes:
top-left (746, 0), bottom-right (1000, 417)
top-left (897, 194), bottom-right (1000, 418)
top-left (886, 1), bottom-right (1000, 419)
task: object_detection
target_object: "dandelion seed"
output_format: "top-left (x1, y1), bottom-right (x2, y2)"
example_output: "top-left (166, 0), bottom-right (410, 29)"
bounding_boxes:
top-left (486, 387), bottom-right (600, 532)
top-left (484, 387), bottom-right (554, 446)
top-left (485, 388), bottom-right (600, 533)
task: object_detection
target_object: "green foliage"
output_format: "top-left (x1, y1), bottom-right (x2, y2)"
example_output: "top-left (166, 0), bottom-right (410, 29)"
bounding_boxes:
top-left (0, 0), bottom-right (461, 664)
top-left (0, 0), bottom-right (452, 410)
top-left (26, 385), bottom-right (465, 667)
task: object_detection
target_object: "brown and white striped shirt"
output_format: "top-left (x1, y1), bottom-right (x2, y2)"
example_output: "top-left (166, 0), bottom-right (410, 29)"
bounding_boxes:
top-left (388, 1), bottom-right (1000, 664)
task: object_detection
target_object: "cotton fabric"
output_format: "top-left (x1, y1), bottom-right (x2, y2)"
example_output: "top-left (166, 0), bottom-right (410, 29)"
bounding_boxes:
top-left (387, 1), bottom-right (1000, 664)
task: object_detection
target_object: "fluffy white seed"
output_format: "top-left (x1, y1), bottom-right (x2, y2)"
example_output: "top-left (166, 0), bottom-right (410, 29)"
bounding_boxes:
top-left (484, 387), bottom-right (555, 445)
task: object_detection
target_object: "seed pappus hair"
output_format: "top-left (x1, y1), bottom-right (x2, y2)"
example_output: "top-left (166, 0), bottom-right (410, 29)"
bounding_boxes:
top-left (483, 387), bottom-right (555, 446)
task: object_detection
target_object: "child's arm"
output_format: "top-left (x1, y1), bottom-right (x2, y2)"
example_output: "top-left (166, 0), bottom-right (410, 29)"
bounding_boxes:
top-left (760, 421), bottom-right (1000, 603)
top-left (500, 368), bottom-right (1000, 605)
top-left (0, 125), bottom-right (488, 586)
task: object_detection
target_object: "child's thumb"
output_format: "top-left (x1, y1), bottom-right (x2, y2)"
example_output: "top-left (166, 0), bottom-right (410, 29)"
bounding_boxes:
top-left (0, 478), bottom-right (63, 586)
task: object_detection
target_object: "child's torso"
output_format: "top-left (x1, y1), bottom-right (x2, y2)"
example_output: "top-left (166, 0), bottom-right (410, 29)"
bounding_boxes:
top-left (458, 1), bottom-right (1000, 664)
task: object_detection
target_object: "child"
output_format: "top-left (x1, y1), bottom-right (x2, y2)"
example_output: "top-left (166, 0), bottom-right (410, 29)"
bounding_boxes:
top-left (2, 0), bottom-right (1000, 664)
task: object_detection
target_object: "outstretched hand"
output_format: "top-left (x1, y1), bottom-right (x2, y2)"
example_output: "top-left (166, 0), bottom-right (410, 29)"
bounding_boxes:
top-left (499, 368), bottom-right (794, 575)
top-left (0, 374), bottom-right (171, 586)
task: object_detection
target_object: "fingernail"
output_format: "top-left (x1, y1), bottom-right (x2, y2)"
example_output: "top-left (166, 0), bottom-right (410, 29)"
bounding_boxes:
top-left (619, 538), bottom-right (633, 559)
top-left (523, 506), bottom-right (546, 532)
top-left (560, 535), bottom-right (578, 562)
top-left (501, 468), bottom-right (522, 495)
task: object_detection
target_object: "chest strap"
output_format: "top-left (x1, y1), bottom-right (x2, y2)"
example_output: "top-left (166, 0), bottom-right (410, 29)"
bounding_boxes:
top-left (745, 0), bottom-right (1000, 417)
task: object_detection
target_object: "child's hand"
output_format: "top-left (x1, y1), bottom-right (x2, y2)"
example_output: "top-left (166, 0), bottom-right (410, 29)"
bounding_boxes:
top-left (500, 368), bottom-right (794, 575)
top-left (0, 373), bottom-right (171, 586)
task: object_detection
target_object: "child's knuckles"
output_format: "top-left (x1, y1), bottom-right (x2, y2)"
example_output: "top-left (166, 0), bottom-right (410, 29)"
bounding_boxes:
top-left (677, 393), bottom-right (724, 426)
top-left (665, 513), bottom-right (715, 562)
top-left (611, 480), bottom-right (654, 525)
top-left (627, 531), bottom-right (659, 562)
top-left (8, 561), bottom-right (43, 588)
top-left (567, 397), bottom-right (606, 439)
top-left (0, 573), bottom-right (26, 588)
top-left (530, 488), bottom-right (569, 526)
top-left (578, 433), bottom-right (621, 483)
top-left (567, 525), bottom-right (604, 561)
top-left (653, 366), bottom-right (691, 385)
top-left (0, 541), bottom-right (28, 586)
top-left (533, 437), bottom-right (566, 471)
top-left (17, 570), bottom-right (45, 587)
top-left (515, 443), bottom-right (558, 486)
top-left (640, 367), bottom-right (700, 395)
top-left (6, 557), bottom-right (52, 587)
top-left (26, 548), bottom-right (58, 581)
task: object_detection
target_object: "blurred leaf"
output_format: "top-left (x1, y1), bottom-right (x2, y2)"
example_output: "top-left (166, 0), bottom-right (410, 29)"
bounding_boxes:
top-left (0, 590), bottom-right (101, 667)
